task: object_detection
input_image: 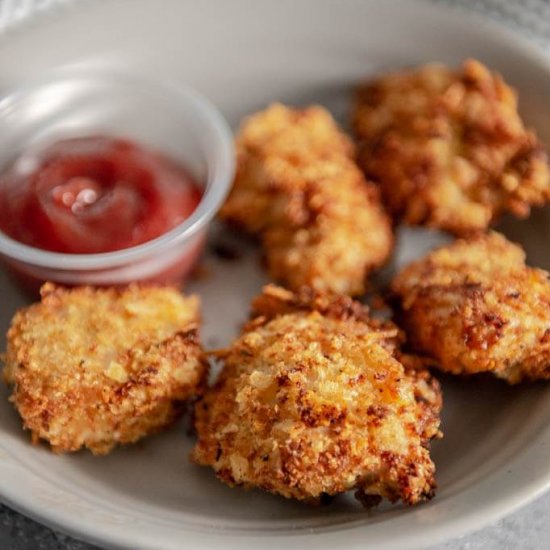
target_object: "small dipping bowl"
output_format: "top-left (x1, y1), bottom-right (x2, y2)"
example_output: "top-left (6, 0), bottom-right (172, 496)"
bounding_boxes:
top-left (0, 65), bottom-right (235, 291)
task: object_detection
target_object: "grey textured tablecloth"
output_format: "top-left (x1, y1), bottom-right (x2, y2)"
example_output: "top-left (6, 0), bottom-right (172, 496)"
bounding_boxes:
top-left (1, 1), bottom-right (550, 549)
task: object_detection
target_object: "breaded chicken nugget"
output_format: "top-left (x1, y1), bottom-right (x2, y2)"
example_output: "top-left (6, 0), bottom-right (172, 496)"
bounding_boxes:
top-left (192, 285), bottom-right (441, 506)
top-left (220, 104), bottom-right (393, 295)
top-left (3, 283), bottom-right (206, 454)
top-left (353, 59), bottom-right (550, 235)
top-left (391, 232), bottom-right (550, 383)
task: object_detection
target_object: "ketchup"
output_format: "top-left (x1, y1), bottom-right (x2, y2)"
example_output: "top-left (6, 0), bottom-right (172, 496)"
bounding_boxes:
top-left (0, 137), bottom-right (202, 254)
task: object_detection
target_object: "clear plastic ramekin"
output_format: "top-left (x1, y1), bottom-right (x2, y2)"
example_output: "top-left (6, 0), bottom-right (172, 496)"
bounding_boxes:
top-left (0, 64), bottom-right (235, 292)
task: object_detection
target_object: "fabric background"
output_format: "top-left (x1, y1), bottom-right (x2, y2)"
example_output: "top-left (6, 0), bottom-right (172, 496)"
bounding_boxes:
top-left (1, 0), bottom-right (549, 548)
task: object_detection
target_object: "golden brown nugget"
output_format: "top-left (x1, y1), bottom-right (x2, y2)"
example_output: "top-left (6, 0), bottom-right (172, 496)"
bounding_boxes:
top-left (220, 104), bottom-right (393, 295)
top-left (192, 285), bottom-right (441, 507)
top-left (353, 59), bottom-right (550, 235)
top-left (391, 232), bottom-right (550, 384)
top-left (3, 283), bottom-right (206, 454)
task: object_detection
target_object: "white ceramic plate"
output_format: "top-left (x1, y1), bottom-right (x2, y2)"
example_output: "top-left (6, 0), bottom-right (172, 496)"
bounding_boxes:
top-left (1, 1), bottom-right (550, 549)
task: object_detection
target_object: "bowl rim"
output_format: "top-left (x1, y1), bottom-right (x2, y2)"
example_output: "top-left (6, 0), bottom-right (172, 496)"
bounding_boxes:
top-left (0, 65), bottom-right (235, 270)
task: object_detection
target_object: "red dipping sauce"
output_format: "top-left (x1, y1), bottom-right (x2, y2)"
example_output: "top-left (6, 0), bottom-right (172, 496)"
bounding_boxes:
top-left (0, 136), bottom-right (202, 255)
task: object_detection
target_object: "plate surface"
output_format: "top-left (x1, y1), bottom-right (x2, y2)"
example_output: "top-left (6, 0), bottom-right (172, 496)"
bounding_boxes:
top-left (1, 1), bottom-right (550, 549)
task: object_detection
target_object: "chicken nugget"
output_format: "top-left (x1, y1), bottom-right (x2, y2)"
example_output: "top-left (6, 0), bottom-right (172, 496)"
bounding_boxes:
top-left (220, 104), bottom-right (393, 295)
top-left (353, 59), bottom-right (550, 235)
top-left (3, 283), bottom-right (206, 454)
top-left (391, 232), bottom-right (550, 383)
top-left (192, 285), bottom-right (441, 506)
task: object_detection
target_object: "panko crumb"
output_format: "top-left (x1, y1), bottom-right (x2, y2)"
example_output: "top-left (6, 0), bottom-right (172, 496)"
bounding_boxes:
top-left (3, 283), bottom-right (206, 454)
top-left (192, 285), bottom-right (442, 507)
top-left (391, 232), bottom-right (550, 383)
top-left (353, 59), bottom-right (550, 235)
top-left (220, 103), bottom-right (393, 295)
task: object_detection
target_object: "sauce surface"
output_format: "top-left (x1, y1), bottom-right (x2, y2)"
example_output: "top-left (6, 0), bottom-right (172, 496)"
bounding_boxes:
top-left (0, 136), bottom-right (202, 254)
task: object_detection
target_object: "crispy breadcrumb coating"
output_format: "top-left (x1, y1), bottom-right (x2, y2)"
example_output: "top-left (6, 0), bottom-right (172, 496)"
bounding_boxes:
top-left (353, 59), bottom-right (550, 235)
top-left (220, 104), bottom-right (393, 295)
top-left (3, 283), bottom-right (206, 454)
top-left (391, 232), bottom-right (550, 384)
top-left (192, 285), bottom-right (441, 506)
